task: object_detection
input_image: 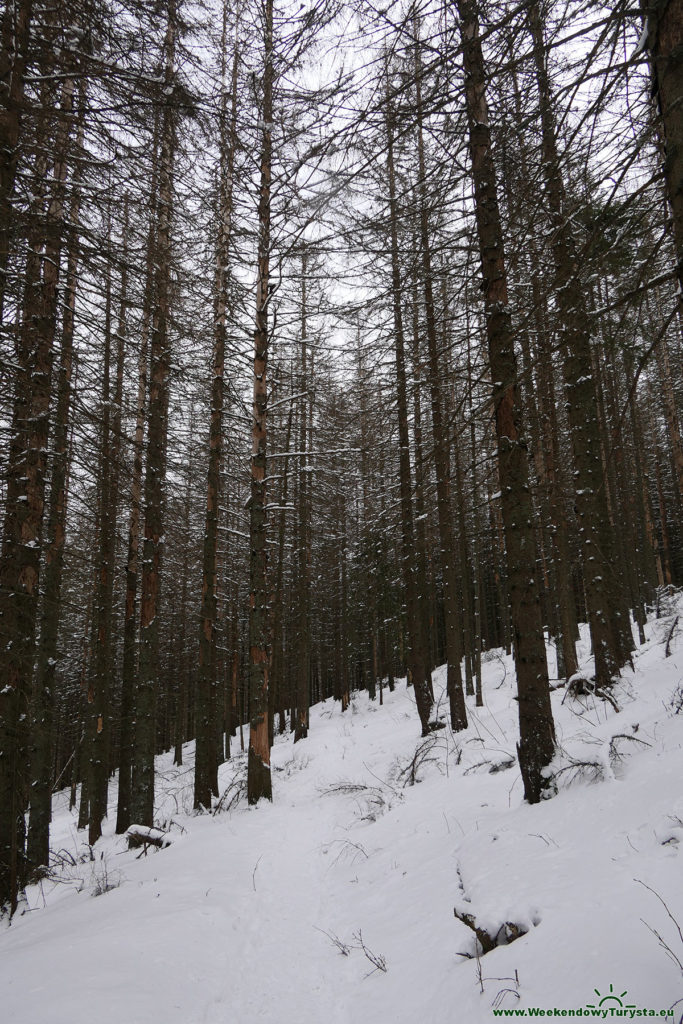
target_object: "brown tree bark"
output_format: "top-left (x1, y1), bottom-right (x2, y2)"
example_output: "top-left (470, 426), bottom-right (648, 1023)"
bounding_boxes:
top-left (532, 277), bottom-right (579, 680)
top-left (26, 92), bottom-right (83, 872)
top-left (294, 252), bottom-right (311, 742)
top-left (528, 0), bottom-right (628, 686)
top-left (195, 4), bottom-right (240, 810)
top-left (115, 117), bottom-right (160, 834)
top-left (0, 70), bottom-right (73, 911)
top-left (457, 0), bottom-right (556, 802)
top-left (646, 0), bottom-right (683, 295)
top-left (0, 0), bottom-right (33, 321)
top-left (130, 7), bottom-right (177, 826)
top-left (653, 314), bottom-right (683, 507)
top-left (413, 23), bottom-right (467, 731)
top-left (247, 0), bottom-right (274, 805)
top-left (87, 222), bottom-right (116, 845)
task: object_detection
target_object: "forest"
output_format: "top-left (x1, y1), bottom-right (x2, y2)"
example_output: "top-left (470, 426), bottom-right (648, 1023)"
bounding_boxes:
top-left (1, 0), bottom-right (683, 936)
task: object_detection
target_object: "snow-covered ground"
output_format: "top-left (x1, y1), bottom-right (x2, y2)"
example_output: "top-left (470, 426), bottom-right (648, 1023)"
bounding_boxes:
top-left (3, 598), bottom-right (683, 1024)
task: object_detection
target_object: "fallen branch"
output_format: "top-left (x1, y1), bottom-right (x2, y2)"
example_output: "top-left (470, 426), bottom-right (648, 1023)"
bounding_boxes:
top-left (126, 825), bottom-right (172, 851)
top-left (595, 687), bottom-right (621, 713)
top-left (665, 616), bottom-right (679, 658)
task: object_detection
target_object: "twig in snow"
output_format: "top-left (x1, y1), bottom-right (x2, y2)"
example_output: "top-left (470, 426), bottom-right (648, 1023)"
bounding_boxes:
top-left (252, 855), bottom-right (262, 892)
top-left (608, 733), bottom-right (651, 765)
top-left (636, 879), bottom-right (683, 974)
top-left (395, 736), bottom-right (439, 786)
top-left (315, 927), bottom-right (351, 956)
top-left (491, 970), bottom-right (522, 1010)
top-left (321, 838), bottom-right (369, 866)
top-left (352, 929), bottom-right (387, 975)
top-left (362, 761), bottom-right (401, 798)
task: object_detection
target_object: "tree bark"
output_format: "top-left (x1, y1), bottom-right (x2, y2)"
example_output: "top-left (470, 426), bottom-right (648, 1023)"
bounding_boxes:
top-left (385, 73), bottom-right (433, 736)
top-left (115, 116), bottom-right (160, 834)
top-left (294, 253), bottom-right (311, 741)
top-left (26, 90), bottom-right (83, 873)
top-left (130, 8), bottom-right (176, 826)
top-left (528, 0), bottom-right (627, 686)
top-left (413, 23), bottom-right (467, 731)
top-left (458, 0), bottom-right (556, 802)
top-left (0, 70), bottom-right (73, 911)
top-left (0, 0), bottom-right (33, 321)
top-left (247, 0), bottom-right (274, 805)
top-left (646, 0), bottom-right (683, 295)
top-left (195, 4), bottom-right (240, 810)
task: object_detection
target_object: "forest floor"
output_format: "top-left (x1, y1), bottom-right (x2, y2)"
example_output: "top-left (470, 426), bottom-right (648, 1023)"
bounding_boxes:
top-left (2, 599), bottom-right (683, 1024)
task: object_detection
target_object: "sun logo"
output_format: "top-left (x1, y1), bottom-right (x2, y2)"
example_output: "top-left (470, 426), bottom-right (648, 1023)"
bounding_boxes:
top-left (586, 984), bottom-right (636, 1010)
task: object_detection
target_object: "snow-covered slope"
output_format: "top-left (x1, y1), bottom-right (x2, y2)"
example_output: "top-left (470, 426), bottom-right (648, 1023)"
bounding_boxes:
top-left (2, 601), bottom-right (683, 1024)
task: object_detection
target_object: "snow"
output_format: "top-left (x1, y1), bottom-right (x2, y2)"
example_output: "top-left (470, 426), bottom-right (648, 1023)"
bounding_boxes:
top-left (126, 825), bottom-right (173, 848)
top-left (2, 603), bottom-right (683, 1023)
top-left (633, 19), bottom-right (649, 59)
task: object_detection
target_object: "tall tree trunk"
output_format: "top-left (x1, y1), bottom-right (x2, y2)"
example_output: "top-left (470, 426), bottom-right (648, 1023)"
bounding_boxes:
top-left (115, 118), bottom-right (160, 834)
top-left (458, 0), bottom-right (556, 803)
top-left (0, 71), bottom-right (73, 911)
top-left (532, 276), bottom-right (579, 679)
top-left (173, 447), bottom-right (193, 768)
top-left (413, 24), bottom-right (467, 731)
top-left (646, 0), bottom-right (683, 295)
top-left (295, 254), bottom-right (311, 741)
top-left (130, 8), bottom-right (176, 826)
top-left (355, 326), bottom-right (377, 704)
top-left (26, 93), bottom-right (83, 872)
top-left (195, 4), bottom-right (240, 809)
top-left (409, 283), bottom-right (435, 674)
top-left (385, 73), bottom-right (433, 736)
top-left (88, 212), bottom-right (121, 845)
top-left (271, 399), bottom-right (294, 744)
top-left (0, 0), bottom-right (33, 321)
top-left (528, 0), bottom-right (626, 686)
top-left (653, 316), bottom-right (683, 508)
top-left (247, 0), bottom-right (274, 805)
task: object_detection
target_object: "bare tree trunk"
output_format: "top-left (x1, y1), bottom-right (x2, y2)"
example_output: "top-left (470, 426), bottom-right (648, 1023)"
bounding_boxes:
top-left (247, 0), bottom-right (274, 805)
top-left (173, 414), bottom-right (194, 769)
top-left (458, 0), bottom-right (555, 803)
top-left (87, 217), bottom-right (116, 845)
top-left (646, 0), bottom-right (683, 295)
top-left (413, 23), bottom-right (467, 731)
top-left (26, 93), bottom-right (83, 872)
top-left (532, 276), bottom-right (579, 680)
top-left (195, 4), bottom-right (240, 810)
top-left (0, 71), bottom-right (73, 911)
top-left (527, 0), bottom-right (626, 686)
top-left (295, 253), bottom-right (311, 741)
top-left (355, 326), bottom-right (378, 703)
top-left (271, 400), bottom-right (294, 744)
top-left (409, 284), bottom-right (435, 674)
top-left (131, 8), bottom-right (176, 826)
top-left (0, 0), bottom-right (33, 321)
top-left (465, 326), bottom-right (484, 701)
top-left (385, 73), bottom-right (433, 736)
top-left (340, 498), bottom-right (350, 711)
top-left (653, 317), bottom-right (683, 507)
top-left (115, 118), bottom-right (159, 834)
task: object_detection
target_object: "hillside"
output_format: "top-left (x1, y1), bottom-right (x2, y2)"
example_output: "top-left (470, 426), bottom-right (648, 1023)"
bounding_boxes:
top-left (2, 602), bottom-right (683, 1024)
